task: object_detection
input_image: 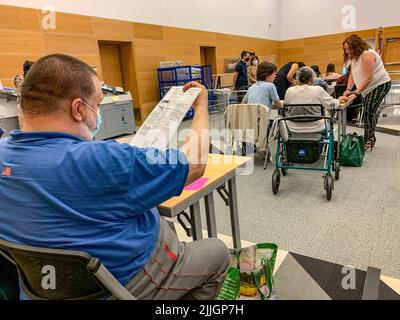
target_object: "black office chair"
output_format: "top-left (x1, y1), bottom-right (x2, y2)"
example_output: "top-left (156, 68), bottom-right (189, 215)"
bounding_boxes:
top-left (325, 79), bottom-right (337, 85)
top-left (0, 239), bottom-right (136, 300)
top-left (0, 253), bottom-right (19, 300)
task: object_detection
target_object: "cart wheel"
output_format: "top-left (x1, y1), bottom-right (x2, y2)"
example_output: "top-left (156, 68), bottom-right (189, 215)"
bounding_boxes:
top-left (324, 174), bottom-right (334, 201)
top-left (272, 169), bottom-right (281, 195)
top-left (334, 162), bottom-right (340, 181)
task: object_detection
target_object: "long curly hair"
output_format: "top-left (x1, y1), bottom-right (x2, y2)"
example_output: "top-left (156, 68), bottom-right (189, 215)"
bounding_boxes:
top-left (343, 34), bottom-right (371, 62)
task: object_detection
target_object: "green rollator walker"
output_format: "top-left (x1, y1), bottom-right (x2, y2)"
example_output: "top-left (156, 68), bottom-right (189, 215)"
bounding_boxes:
top-left (271, 104), bottom-right (340, 201)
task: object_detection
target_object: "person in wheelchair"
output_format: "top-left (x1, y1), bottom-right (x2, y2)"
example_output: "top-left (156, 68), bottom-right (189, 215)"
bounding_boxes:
top-left (283, 66), bottom-right (339, 134)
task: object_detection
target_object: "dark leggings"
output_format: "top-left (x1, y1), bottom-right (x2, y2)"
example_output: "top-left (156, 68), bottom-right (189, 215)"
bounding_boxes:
top-left (362, 81), bottom-right (391, 142)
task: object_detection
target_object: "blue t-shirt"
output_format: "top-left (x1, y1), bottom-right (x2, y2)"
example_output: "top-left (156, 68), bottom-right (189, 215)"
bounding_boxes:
top-left (242, 81), bottom-right (279, 110)
top-left (0, 131), bottom-right (189, 298)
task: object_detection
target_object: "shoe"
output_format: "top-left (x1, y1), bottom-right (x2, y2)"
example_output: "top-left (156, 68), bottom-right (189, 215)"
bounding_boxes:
top-left (364, 138), bottom-right (376, 151)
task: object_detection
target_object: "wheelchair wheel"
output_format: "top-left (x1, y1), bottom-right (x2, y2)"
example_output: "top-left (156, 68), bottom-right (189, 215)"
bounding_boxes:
top-left (272, 169), bottom-right (281, 195)
top-left (324, 174), bottom-right (334, 201)
top-left (334, 162), bottom-right (340, 181)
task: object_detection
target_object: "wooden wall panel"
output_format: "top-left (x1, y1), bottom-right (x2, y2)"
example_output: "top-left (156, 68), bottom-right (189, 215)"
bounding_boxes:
top-left (197, 31), bottom-right (217, 46)
top-left (0, 54), bottom-right (43, 82)
top-left (92, 17), bottom-right (133, 41)
top-left (43, 33), bottom-right (98, 56)
top-left (384, 26), bottom-right (400, 38)
top-left (42, 12), bottom-right (93, 35)
top-left (0, 5), bottom-right (40, 31)
top-left (98, 43), bottom-right (124, 87)
top-left (163, 27), bottom-right (182, 41)
top-left (0, 31), bottom-right (45, 55)
top-left (133, 23), bottom-right (163, 40)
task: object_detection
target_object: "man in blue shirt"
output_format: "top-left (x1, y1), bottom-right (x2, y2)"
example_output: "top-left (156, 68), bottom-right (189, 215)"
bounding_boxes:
top-left (242, 62), bottom-right (282, 126)
top-left (0, 54), bottom-right (229, 300)
top-left (233, 51), bottom-right (250, 103)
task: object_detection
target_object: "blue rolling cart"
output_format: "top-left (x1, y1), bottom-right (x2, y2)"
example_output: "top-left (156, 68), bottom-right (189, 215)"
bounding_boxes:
top-left (157, 65), bottom-right (213, 119)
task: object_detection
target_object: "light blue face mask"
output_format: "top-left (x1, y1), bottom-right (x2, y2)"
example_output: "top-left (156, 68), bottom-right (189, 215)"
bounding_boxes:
top-left (81, 101), bottom-right (102, 138)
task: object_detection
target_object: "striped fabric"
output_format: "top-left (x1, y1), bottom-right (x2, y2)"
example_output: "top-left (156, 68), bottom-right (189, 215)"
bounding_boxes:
top-left (362, 81), bottom-right (392, 142)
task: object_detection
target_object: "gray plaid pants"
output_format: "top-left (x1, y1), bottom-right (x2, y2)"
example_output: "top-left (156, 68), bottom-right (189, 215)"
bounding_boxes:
top-left (120, 217), bottom-right (230, 300)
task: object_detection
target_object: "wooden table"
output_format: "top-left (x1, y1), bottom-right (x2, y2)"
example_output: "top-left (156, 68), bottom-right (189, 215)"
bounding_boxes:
top-left (158, 154), bottom-right (252, 249)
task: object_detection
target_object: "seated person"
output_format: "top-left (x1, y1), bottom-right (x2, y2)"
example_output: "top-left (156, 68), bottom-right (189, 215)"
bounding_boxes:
top-left (242, 61), bottom-right (282, 126)
top-left (322, 63), bottom-right (341, 81)
top-left (0, 54), bottom-right (229, 300)
top-left (336, 65), bottom-right (351, 86)
top-left (284, 66), bottom-right (339, 133)
top-left (310, 65), bottom-right (329, 92)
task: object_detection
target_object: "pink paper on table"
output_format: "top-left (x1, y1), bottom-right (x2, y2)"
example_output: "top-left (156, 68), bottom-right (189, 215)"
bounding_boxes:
top-left (184, 178), bottom-right (209, 191)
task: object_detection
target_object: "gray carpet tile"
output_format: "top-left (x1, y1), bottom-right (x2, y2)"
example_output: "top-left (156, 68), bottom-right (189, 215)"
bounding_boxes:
top-left (274, 253), bottom-right (331, 300)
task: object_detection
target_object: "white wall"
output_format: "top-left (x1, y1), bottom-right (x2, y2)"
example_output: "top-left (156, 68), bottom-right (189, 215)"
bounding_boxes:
top-left (0, 0), bottom-right (282, 40)
top-left (281, 0), bottom-right (400, 40)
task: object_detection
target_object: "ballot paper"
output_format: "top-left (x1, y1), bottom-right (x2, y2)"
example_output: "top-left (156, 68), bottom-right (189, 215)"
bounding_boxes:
top-left (129, 86), bottom-right (201, 149)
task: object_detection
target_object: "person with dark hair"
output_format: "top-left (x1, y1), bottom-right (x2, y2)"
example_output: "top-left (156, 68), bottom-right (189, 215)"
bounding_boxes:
top-left (273, 61), bottom-right (306, 99)
top-left (243, 62), bottom-right (281, 110)
top-left (340, 34), bottom-right (391, 150)
top-left (310, 65), bottom-right (329, 92)
top-left (0, 54), bottom-right (229, 300)
top-left (248, 56), bottom-right (259, 85)
top-left (242, 61), bottom-right (281, 128)
top-left (233, 50), bottom-right (251, 102)
top-left (322, 63), bottom-right (341, 81)
top-left (336, 65), bottom-right (352, 85)
top-left (23, 61), bottom-right (34, 77)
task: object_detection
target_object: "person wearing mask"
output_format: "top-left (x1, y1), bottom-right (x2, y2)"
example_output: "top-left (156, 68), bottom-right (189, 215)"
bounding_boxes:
top-left (233, 51), bottom-right (251, 103)
top-left (340, 34), bottom-right (391, 150)
top-left (322, 63), bottom-right (341, 81)
top-left (248, 56), bottom-right (259, 85)
top-left (273, 61), bottom-right (306, 100)
top-left (0, 54), bottom-right (230, 300)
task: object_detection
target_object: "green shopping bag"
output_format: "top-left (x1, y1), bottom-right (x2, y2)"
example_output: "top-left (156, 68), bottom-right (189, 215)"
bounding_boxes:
top-left (339, 133), bottom-right (365, 167)
top-left (217, 243), bottom-right (278, 300)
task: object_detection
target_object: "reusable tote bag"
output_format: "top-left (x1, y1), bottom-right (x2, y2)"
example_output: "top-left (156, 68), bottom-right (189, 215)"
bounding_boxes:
top-left (217, 243), bottom-right (278, 300)
top-left (339, 133), bottom-right (365, 167)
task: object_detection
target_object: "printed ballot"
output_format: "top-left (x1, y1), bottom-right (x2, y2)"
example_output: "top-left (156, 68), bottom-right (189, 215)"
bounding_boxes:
top-left (129, 86), bottom-right (201, 149)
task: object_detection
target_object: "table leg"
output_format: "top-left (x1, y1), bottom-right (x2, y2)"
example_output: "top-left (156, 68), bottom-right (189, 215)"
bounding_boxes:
top-left (337, 110), bottom-right (342, 160)
top-left (342, 108), bottom-right (347, 137)
top-left (228, 176), bottom-right (241, 249)
top-left (189, 202), bottom-right (203, 240)
top-left (204, 193), bottom-right (217, 238)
